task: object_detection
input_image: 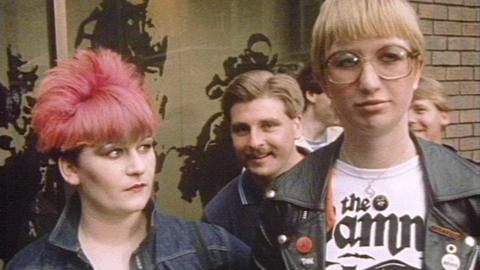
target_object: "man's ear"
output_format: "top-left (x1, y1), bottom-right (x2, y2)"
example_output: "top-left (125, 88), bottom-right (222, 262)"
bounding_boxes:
top-left (315, 70), bottom-right (332, 98)
top-left (440, 111), bottom-right (451, 129)
top-left (58, 157), bottom-right (80, 186)
top-left (305, 90), bottom-right (318, 103)
top-left (293, 115), bottom-right (303, 139)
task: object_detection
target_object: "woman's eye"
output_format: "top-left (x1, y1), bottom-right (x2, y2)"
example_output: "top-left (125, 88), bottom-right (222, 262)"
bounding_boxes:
top-left (378, 47), bottom-right (408, 63)
top-left (138, 143), bottom-right (153, 153)
top-left (107, 149), bottom-right (122, 158)
top-left (330, 53), bottom-right (360, 69)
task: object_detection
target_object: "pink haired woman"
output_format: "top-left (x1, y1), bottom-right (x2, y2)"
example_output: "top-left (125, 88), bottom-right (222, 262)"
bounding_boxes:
top-left (6, 48), bottom-right (249, 270)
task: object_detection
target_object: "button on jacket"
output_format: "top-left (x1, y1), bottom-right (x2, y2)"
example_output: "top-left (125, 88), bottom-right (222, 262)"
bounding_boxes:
top-left (6, 194), bottom-right (251, 270)
top-left (253, 136), bottom-right (480, 270)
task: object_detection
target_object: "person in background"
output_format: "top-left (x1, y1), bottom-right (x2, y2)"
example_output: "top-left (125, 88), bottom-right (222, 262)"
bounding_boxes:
top-left (296, 64), bottom-right (343, 151)
top-left (408, 76), bottom-right (450, 144)
top-left (252, 0), bottom-right (480, 269)
top-left (203, 70), bottom-right (306, 248)
top-left (6, 48), bottom-right (250, 270)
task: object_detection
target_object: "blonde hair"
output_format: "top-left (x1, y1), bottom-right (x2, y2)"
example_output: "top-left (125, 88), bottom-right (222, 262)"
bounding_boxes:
top-left (413, 77), bottom-right (450, 112)
top-left (311, 0), bottom-right (425, 76)
top-left (222, 70), bottom-right (304, 121)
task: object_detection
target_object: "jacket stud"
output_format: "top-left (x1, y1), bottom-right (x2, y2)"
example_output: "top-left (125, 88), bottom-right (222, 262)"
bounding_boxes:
top-left (277, 234), bottom-right (288, 244)
top-left (465, 236), bottom-right (476, 247)
top-left (265, 189), bottom-right (276, 199)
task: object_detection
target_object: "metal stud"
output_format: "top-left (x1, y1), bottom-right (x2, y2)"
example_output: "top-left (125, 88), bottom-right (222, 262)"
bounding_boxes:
top-left (465, 236), bottom-right (476, 247)
top-left (265, 189), bottom-right (276, 199)
top-left (277, 234), bottom-right (288, 244)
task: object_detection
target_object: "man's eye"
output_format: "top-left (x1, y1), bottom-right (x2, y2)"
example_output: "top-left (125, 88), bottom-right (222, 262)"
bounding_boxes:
top-left (261, 122), bottom-right (276, 130)
top-left (232, 125), bottom-right (249, 136)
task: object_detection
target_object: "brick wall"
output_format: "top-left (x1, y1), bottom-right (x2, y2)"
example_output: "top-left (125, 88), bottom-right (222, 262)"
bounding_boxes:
top-left (411, 0), bottom-right (480, 161)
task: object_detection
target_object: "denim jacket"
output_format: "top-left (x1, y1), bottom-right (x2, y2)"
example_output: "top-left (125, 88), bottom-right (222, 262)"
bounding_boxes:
top-left (253, 136), bottom-right (480, 270)
top-left (6, 193), bottom-right (250, 270)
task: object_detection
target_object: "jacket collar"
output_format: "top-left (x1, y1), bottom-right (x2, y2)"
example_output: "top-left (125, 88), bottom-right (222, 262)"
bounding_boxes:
top-left (271, 135), bottom-right (480, 209)
top-left (48, 192), bottom-right (158, 253)
top-left (415, 137), bottom-right (480, 203)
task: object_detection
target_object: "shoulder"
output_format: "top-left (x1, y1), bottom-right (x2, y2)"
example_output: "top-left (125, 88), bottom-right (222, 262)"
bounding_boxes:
top-left (5, 235), bottom-right (58, 269)
top-left (418, 138), bottom-right (480, 200)
top-left (271, 140), bottom-right (340, 209)
top-left (153, 213), bottom-right (250, 267)
top-left (204, 175), bottom-right (241, 220)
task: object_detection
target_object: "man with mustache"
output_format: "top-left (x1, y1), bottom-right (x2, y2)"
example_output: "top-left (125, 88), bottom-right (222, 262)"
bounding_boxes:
top-left (203, 70), bottom-right (306, 248)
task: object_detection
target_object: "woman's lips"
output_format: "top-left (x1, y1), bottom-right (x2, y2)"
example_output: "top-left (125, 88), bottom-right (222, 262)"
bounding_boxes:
top-left (126, 183), bottom-right (147, 192)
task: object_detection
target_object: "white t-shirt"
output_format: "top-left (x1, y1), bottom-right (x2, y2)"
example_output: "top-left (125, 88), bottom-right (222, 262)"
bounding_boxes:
top-left (326, 156), bottom-right (426, 270)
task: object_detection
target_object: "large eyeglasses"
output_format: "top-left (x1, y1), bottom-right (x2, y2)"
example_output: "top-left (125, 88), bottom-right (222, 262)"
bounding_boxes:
top-left (324, 45), bottom-right (420, 85)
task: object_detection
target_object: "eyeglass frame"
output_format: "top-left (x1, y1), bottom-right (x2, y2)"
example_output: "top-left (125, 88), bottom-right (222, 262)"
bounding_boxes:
top-left (322, 45), bottom-right (421, 85)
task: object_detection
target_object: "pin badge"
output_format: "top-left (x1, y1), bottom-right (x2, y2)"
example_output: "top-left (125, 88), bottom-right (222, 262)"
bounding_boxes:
top-left (446, 244), bottom-right (457, 254)
top-left (441, 254), bottom-right (460, 270)
top-left (296, 236), bottom-right (313, 254)
top-left (372, 195), bottom-right (388, 211)
top-left (300, 257), bottom-right (314, 266)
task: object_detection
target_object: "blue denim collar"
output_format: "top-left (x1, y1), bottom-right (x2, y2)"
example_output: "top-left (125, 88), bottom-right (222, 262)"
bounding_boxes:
top-left (47, 192), bottom-right (82, 253)
top-left (48, 192), bottom-right (158, 254)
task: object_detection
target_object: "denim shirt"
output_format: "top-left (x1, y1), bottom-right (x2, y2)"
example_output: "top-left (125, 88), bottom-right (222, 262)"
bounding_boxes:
top-left (6, 193), bottom-right (251, 269)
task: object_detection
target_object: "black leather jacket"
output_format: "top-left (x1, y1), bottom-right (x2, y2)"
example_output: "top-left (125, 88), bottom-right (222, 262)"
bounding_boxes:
top-left (253, 137), bottom-right (480, 270)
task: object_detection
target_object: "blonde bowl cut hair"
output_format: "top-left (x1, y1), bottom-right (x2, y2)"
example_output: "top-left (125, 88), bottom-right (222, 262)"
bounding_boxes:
top-left (311, 0), bottom-right (425, 80)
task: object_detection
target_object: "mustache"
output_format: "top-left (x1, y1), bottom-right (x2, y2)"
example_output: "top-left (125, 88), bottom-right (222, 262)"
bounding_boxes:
top-left (244, 147), bottom-right (270, 159)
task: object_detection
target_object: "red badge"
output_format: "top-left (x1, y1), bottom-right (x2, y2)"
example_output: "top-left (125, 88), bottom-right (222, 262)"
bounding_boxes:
top-left (296, 236), bottom-right (313, 254)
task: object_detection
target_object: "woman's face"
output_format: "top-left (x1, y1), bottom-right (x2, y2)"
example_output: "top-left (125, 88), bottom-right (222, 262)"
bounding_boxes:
top-left (323, 37), bottom-right (422, 137)
top-left (60, 136), bottom-right (156, 217)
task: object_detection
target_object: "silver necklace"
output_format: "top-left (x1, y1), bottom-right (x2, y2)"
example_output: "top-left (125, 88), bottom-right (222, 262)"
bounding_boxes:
top-left (340, 146), bottom-right (408, 198)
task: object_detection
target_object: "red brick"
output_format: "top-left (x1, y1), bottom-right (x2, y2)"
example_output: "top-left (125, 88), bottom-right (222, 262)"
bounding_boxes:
top-left (473, 151), bottom-right (480, 163)
top-left (434, 21), bottom-right (462, 35)
top-left (448, 95), bottom-right (477, 109)
top-left (449, 110), bottom-right (460, 124)
top-left (446, 67), bottom-right (474, 80)
top-left (461, 52), bottom-right (480, 66)
top-left (448, 37), bottom-right (476, 50)
top-left (419, 4), bottom-right (447, 19)
top-left (410, 0), bottom-right (433, 3)
top-left (460, 151), bottom-right (474, 160)
top-left (460, 110), bottom-right (480, 122)
top-left (420, 20), bottom-right (433, 35)
top-left (463, 23), bottom-right (480, 36)
top-left (448, 6), bottom-right (477, 21)
top-left (446, 123), bottom-right (473, 137)
top-left (425, 36), bottom-right (447, 50)
top-left (475, 123), bottom-right (480, 136)
top-left (424, 51), bottom-right (432, 65)
top-left (459, 137), bottom-right (480, 150)
top-left (442, 81), bottom-right (461, 95)
top-left (459, 81), bottom-right (480, 95)
top-left (424, 66), bottom-right (446, 79)
top-left (434, 0), bottom-right (464, 4)
top-left (464, 0), bottom-right (480, 6)
top-left (432, 51), bottom-right (460, 65)
top-left (443, 138), bottom-right (459, 149)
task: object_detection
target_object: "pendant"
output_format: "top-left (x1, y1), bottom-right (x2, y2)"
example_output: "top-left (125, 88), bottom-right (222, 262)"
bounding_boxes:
top-left (365, 183), bottom-right (375, 198)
